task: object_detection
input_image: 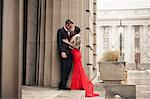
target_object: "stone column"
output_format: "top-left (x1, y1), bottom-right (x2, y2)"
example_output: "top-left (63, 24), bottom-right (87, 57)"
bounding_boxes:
top-left (1, 0), bottom-right (20, 98)
top-left (141, 25), bottom-right (150, 63)
top-left (93, 0), bottom-right (96, 67)
top-left (93, 30), bottom-right (97, 66)
top-left (97, 26), bottom-right (104, 62)
top-left (129, 26), bottom-right (135, 63)
top-left (37, 0), bottom-right (46, 86)
top-left (0, 1), bottom-right (3, 95)
top-left (83, 0), bottom-right (94, 79)
top-left (26, 0), bottom-right (38, 85)
top-left (116, 26), bottom-right (120, 50)
top-left (0, 0), bottom-right (2, 50)
top-left (124, 25), bottom-right (131, 63)
top-left (76, 0), bottom-right (85, 65)
top-left (43, 0), bottom-right (53, 87)
top-left (0, 0), bottom-right (2, 32)
top-left (93, 0), bottom-right (99, 81)
top-left (109, 26), bottom-right (116, 50)
top-left (68, 0), bottom-right (77, 22)
top-left (50, 0), bottom-right (96, 86)
top-left (19, 0), bottom-right (24, 98)
top-left (60, 0), bottom-right (69, 25)
top-left (51, 0), bottom-right (61, 87)
top-left (114, 26), bottom-right (119, 50)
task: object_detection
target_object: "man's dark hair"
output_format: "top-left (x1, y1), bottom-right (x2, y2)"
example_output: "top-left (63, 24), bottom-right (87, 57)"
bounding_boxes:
top-left (65, 19), bottom-right (74, 25)
top-left (74, 26), bottom-right (80, 34)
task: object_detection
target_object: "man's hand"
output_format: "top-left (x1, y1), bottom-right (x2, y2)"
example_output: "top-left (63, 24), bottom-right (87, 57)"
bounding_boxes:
top-left (61, 52), bottom-right (67, 58)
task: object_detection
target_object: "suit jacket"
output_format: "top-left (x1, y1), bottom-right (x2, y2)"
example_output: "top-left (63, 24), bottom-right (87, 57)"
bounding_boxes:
top-left (57, 27), bottom-right (71, 53)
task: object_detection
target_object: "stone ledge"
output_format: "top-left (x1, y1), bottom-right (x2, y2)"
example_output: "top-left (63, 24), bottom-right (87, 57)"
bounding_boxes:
top-left (55, 90), bottom-right (85, 99)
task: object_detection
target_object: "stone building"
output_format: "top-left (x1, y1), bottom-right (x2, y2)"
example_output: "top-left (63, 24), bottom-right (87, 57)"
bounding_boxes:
top-left (0, 0), bottom-right (97, 99)
top-left (97, 8), bottom-right (150, 69)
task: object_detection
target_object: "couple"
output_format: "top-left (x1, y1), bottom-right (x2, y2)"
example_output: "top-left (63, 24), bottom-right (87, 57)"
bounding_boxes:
top-left (57, 19), bottom-right (99, 97)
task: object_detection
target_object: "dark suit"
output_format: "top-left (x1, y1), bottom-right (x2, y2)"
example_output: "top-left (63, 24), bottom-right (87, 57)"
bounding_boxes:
top-left (57, 27), bottom-right (72, 89)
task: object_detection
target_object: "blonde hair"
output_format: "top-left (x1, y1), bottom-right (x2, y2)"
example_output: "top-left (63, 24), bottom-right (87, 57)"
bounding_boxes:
top-left (70, 34), bottom-right (81, 49)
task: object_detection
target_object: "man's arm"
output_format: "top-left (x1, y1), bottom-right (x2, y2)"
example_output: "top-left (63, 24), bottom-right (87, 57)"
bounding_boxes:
top-left (57, 29), bottom-right (67, 58)
top-left (57, 29), bottom-right (64, 52)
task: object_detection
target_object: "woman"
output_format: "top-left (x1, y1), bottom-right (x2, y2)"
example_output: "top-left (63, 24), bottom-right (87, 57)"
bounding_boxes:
top-left (62, 30), bottom-right (99, 97)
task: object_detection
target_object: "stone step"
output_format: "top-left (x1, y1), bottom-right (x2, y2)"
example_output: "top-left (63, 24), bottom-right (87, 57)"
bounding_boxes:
top-left (137, 92), bottom-right (150, 99)
top-left (136, 85), bottom-right (150, 99)
top-left (22, 86), bottom-right (85, 99)
top-left (137, 90), bottom-right (150, 94)
top-left (92, 83), bottom-right (106, 99)
top-left (136, 85), bottom-right (150, 91)
top-left (54, 90), bottom-right (85, 99)
top-left (127, 79), bottom-right (150, 85)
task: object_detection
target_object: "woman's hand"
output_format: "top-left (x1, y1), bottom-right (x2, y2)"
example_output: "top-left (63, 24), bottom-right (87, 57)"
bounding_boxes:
top-left (62, 38), bottom-right (69, 44)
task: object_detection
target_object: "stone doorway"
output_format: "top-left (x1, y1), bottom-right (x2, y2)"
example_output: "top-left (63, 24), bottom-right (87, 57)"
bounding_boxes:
top-left (22, 0), bottom-right (49, 86)
top-left (22, 0), bottom-right (41, 86)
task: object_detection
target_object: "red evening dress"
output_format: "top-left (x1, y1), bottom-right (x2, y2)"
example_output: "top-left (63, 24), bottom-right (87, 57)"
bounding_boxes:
top-left (70, 49), bottom-right (99, 97)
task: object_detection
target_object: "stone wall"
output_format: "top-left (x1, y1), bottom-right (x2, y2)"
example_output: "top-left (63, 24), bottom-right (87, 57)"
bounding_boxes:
top-left (51, 0), bottom-right (97, 86)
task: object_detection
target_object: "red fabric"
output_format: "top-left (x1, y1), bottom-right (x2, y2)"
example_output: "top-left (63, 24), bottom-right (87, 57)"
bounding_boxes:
top-left (70, 49), bottom-right (99, 97)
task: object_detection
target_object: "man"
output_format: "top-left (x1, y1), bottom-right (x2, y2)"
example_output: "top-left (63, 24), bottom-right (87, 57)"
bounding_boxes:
top-left (57, 19), bottom-right (74, 90)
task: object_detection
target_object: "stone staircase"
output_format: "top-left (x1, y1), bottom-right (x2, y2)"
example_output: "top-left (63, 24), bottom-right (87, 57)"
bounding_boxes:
top-left (22, 84), bottom-right (105, 99)
top-left (136, 85), bottom-right (150, 99)
top-left (22, 86), bottom-right (85, 99)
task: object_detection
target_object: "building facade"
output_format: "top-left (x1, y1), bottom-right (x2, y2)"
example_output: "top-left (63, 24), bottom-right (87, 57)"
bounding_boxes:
top-left (97, 8), bottom-right (150, 69)
top-left (0, 0), bottom-right (97, 99)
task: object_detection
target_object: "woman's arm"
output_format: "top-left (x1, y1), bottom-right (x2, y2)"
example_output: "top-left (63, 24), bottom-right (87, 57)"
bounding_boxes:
top-left (63, 37), bottom-right (80, 50)
top-left (62, 38), bottom-right (74, 48)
